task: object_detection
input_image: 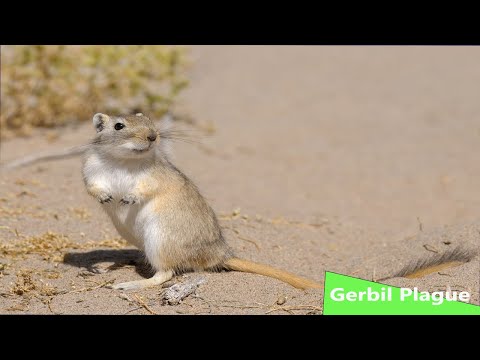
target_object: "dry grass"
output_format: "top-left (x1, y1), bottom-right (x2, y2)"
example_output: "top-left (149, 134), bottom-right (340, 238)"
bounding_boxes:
top-left (0, 231), bottom-right (78, 262)
top-left (118, 293), bottom-right (159, 315)
top-left (1, 268), bottom-right (64, 312)
top-left (194, 297), bottom-right (322, 315)
top-left (14, 179), bottom-right (41, 186)
top-left (92, 237), bottom-right (129, 249)
top-left (222, 226), bottom-right (261, 250)
top-left (0, 231), bottom-right (128, 262)
top-left (0, 206), bottom-right (28, 218)
top-left (0, 205), bottom-right (53, 220)
top-left (10, 269), bottom-right (60, 297)
top-left (0, 263), bottom-right (9, 278)
top-left (0, 231), bottom-right (129, 311)
top-left (219, 208), bottom-right (328, 230)
top-left (1, 45), bottom-right (189, 138)
top-left (68, 207), bottom-right (91, 220)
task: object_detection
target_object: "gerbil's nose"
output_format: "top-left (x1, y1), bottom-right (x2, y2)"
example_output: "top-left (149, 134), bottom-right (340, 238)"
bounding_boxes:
top-left (147, 133), bottom-right (157, 142)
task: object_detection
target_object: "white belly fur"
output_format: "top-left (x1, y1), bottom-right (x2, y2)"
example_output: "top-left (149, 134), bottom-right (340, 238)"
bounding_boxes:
top-left (104, 201), bottom-right (148, 249)
top-left (84, 153), bottom-right (160, 250)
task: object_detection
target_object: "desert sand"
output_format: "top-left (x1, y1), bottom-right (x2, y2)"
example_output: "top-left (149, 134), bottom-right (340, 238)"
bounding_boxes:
top-left (0, 46), bottom-right (478, 314)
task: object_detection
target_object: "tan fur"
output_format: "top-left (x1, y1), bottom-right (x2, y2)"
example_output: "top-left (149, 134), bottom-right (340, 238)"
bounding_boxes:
top-left (389, 246), bottom-right (476, 281)
top-left (85, 184), bottom-right (112, 203)
top-left (113, 270), bottom-right (173, 291)
top-left (404, 261), bottom-right (464, 279)
top-left (225, 258), bottom-right (322, 290)
top-left (85, 184), bottom-right (103, 198)
top-left (137, 167), bottom-right (180, 199)
top-left (82, 113), bottom-right (322, 291)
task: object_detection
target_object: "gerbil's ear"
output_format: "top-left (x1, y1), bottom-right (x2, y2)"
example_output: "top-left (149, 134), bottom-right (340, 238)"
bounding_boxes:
top-left (92, 113), bottom-right (110, 132)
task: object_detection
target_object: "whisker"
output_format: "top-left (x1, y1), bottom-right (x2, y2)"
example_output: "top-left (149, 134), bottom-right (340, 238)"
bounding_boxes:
top-left (158, 125), bottom-right (210, 136)
top-left (161, 136), bottom-right (203, 146)
top-left (159, 130), bottom-right (207, 139)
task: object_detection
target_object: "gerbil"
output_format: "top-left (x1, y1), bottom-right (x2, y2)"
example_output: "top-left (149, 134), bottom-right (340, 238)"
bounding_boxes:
top-left (79, 113), bottom-right (321, 290)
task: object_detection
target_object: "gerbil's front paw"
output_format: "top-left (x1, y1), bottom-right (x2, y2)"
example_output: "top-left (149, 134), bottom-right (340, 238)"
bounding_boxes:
top-left (98, 193), bottom-right (114, 204)
top-left (120, 194), bottom-right (139, 205)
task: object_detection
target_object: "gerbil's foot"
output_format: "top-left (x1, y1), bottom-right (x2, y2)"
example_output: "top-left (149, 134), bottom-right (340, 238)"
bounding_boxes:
top-left (120, 194), bottom-right (139, 205)
top-left (111, 270), bottom-right (173, 291)
top-left (98, 193), bottom-right (114, 204)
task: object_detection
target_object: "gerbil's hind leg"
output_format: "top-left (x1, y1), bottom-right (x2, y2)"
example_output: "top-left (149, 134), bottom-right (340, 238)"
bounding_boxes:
top-left (112, 270), bottom-right (173, 291)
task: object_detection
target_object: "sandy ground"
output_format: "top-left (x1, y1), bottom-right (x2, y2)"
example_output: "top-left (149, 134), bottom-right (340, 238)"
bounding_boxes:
top-left (0, 46), bottom-right (479, 314)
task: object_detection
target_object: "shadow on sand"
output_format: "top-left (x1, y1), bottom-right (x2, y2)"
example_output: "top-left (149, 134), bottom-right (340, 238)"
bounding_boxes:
top-left (63, 249), bottom-right (154, 278)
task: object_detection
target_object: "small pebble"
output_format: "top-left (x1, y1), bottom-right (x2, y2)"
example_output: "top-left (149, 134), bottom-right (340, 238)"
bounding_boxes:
top-left (276, 295), bottom-right (287, 305)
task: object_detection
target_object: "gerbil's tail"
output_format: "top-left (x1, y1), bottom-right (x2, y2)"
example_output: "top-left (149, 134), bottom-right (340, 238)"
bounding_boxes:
top-left (383, 246), bottom-right (477, 280)
top-left (224, 258), bottom-right (322, 290)
top-left (1, 145), bottom-right (87, 170)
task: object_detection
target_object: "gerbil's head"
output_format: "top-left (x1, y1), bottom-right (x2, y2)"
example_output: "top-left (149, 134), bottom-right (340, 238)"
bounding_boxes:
top-left (92, 113), bottom-right (158, 159)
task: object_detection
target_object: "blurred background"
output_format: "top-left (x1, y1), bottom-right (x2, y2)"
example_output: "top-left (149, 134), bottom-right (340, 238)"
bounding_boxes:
top-left (2, 45), bottom-right (480, 237)
top-left (1, 45), bottom-right (188, 137)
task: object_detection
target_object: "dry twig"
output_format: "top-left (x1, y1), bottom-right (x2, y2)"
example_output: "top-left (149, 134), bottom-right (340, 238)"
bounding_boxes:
top-left (160, 276), bottom-right (206, 305)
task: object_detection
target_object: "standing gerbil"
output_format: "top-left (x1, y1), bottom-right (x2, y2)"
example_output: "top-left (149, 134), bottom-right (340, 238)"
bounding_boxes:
top-left (82, 113), bottom-right (321, 290)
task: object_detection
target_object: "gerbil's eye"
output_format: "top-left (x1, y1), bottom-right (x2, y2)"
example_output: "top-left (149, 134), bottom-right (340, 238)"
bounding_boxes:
top-left (114, 123), bottom-right (125, 131)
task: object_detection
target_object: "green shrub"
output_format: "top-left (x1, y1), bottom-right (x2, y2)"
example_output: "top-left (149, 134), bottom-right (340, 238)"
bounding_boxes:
top-left (0, 45), bottom-right (188, 137)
